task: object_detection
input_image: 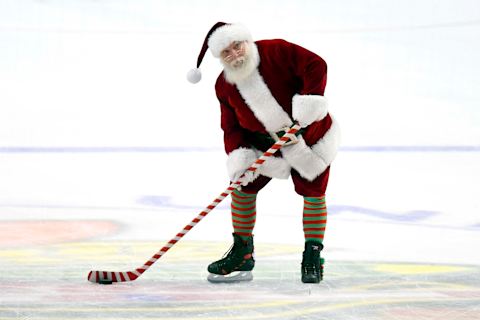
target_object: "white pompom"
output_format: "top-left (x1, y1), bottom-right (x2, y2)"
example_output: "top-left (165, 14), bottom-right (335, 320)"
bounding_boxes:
top-left (187, 68), bottom-right (202, 83)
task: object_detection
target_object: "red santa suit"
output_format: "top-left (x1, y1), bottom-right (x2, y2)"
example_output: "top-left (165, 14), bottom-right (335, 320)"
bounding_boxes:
top-left (214, 39), bottom-right (340, 197)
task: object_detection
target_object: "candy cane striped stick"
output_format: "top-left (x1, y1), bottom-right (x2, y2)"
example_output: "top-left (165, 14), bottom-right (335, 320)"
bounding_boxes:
top-left (87, 123), bottom-right (301, 284)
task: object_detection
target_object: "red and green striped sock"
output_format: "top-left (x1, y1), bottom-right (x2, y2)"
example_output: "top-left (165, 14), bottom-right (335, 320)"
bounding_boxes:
top-left (303, 196), bottom-right (327, 243)
top-left (231, 189), bottom-right (257, 240)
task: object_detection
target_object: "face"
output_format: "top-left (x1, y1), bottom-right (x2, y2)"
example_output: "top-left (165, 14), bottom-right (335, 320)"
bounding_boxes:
top-left (220, 41), bottom-right (247, 69)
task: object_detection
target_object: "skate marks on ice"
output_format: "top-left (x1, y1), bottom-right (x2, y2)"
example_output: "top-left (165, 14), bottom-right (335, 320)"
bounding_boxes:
top-left (0, 241), bottom-right (479, 320)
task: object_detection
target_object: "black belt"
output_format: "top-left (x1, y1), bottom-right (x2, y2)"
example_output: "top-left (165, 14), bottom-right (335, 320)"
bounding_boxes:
top-left (249, 127), bottom-right (305, 150)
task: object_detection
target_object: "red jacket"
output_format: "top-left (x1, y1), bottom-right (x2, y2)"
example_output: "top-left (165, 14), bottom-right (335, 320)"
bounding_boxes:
top-left (215, 39), bottom-right (340, 182)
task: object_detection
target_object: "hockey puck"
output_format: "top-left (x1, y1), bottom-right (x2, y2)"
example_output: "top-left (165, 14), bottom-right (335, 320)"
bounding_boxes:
top-left (98, 279), bottom-right (113, 285)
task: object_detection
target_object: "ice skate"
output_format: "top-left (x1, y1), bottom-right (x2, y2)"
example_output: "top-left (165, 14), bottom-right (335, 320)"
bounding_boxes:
top-left (301, 241), bottom-right (324, 283)
top-left (207, 233), bottom-right (254, 283)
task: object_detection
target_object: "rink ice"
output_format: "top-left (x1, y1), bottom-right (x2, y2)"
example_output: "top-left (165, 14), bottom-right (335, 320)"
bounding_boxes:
top-left (0, 151), bottom-right (479, 319)
top-left (1, 0), bottom-right (480, 319)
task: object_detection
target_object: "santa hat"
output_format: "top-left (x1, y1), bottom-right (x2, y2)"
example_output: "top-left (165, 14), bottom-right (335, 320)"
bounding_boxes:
top-left (187, 22), bottom-right (253, 84)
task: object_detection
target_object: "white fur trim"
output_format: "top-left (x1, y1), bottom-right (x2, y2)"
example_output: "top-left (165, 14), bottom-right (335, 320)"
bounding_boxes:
top-left (226, 148), bottom-right (257, 181)
top-left (292, 94), bottom-right (328, 127)
top-left (281, 117), bottom-right (340, 181)
top-left (208, 24), bottom-right (253, 57)
top-left (254, 150), bottom-right (291, 179)
top-left (311, 116), bottom-right (341, 166)
top-left (281, 136), bottom-right (326, 181)
top-left (235, 68), bottom-right (293, 132)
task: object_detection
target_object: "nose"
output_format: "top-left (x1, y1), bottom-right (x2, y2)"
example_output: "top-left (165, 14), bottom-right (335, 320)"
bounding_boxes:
top-left (224, 50), bottom-right (239, 62)
top-left (230, 49), bottom-right (240, 58)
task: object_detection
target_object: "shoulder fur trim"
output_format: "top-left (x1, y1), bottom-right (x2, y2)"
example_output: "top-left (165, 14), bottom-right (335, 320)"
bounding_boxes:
top-left (235, 69), bottom-right (293, 132)
top-left (292, 94), bottom-right (328, 127)
top-left (208, 24), bottom-right (253, 57)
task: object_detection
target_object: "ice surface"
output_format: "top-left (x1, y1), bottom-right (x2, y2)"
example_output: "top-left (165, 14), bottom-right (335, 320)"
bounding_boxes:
top-left (1, 1), bottom-right (479, 319)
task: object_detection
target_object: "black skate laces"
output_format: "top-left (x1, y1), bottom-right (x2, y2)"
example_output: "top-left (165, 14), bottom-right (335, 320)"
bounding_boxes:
top-left (221, 243), bottom-right (236, 259)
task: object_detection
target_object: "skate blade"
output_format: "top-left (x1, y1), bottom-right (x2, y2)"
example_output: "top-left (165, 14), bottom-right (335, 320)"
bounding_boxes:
top-left (207, 271), bottom-right (253, 283)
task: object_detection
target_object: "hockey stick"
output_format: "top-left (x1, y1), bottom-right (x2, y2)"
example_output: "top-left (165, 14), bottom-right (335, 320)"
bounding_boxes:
top-left (87, 123), bottom-right (301, 284)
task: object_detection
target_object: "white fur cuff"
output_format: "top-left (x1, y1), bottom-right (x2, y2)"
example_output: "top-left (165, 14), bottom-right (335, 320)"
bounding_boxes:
top-left (292, 94), bottom-right (328, 127)
top-left (226, 148), bottom-right (257, 181)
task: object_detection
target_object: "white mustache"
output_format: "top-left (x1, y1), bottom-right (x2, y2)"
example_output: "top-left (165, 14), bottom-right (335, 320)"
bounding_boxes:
top-left (230, 57), bottom-right (246, 69)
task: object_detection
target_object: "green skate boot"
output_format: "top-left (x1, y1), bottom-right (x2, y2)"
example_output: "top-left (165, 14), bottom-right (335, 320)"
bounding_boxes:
top-left (301, 241), bottom-right (324, 283)
top-left (207, 233), bottom-right (255, 283)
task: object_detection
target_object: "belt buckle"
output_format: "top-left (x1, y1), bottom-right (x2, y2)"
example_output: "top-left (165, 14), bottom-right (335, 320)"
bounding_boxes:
top-left (269, 126), bottom-right (299, 146)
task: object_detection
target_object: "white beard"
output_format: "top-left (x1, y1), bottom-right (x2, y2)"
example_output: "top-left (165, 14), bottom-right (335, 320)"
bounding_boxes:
top-left (221, 42), bottom-right (260, 84)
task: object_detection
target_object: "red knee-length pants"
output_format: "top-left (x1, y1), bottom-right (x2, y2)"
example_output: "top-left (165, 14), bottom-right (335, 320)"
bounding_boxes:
top-left (239, 167), bottom-right (330, 197)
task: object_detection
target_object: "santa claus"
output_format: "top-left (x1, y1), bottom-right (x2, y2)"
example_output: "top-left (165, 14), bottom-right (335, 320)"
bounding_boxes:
top-left (187, 22), bottom-right (340, 283)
